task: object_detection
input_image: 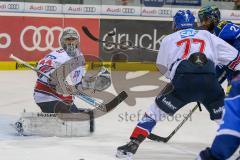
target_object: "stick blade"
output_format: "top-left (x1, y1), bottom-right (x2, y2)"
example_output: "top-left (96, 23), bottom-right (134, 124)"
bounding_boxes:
top-left (82, 26), bottom-right (99, 42)
top-left (147, 133), bottom-right (169, 143)
top-left (105, 91), bottom-right (128, 112)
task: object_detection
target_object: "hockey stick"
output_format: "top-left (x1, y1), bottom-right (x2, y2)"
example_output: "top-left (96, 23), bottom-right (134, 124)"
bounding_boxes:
top-left (147, 103), bottom-right (199, 143)
top-left (82, 26), bottom-right (116, 44)
top-left (76, 91), bottom-right (127, 112)
top-left (10, 54), bottom-right (50, 79)
top-left (9, 54), bottom-right (127, 112)
top-left (82, 26), bottom-right (158, 52)
top-left (147, 74), bottom-right (225, 143)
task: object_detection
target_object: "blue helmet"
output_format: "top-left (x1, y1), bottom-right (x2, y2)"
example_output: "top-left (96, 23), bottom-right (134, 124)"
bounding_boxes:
top-left (173, 10), bottom-right (195, 30)
top-left (198, 5), bottom-right (221, 24)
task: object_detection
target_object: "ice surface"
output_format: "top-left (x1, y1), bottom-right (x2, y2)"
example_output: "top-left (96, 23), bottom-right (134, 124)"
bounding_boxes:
top-left (0, 71), bottom-right (238, 160)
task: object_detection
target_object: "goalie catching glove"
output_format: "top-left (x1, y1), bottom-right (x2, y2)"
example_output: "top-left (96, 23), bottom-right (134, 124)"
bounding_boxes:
top-left (48, 66), bottom-right (111, 95)
top-left (80, 67), bottom-right (111, 92)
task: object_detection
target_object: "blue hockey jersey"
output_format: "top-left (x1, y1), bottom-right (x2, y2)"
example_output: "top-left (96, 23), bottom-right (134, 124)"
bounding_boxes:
top-left (214, 20), bottom-right (240, 51)
top-left (215, 21), bottom-right (240, 82)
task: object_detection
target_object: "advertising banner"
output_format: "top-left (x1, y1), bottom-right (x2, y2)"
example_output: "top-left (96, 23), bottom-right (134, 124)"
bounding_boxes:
top-left (101, 5), bottom-right (141, 16)
top-left (24, 3), bottom-right (62, 14)
top-left (0, 15), bottom-right (99, 61)
top-left (0, 2), bottom-right (24, 12)
top-left (171, 8), bottom-right (199, 19)
top-left (100, 19), bottom-right (172, 62)
top-left (63, 4), bottom-right (101, 15)
top-left (141, 7), bottom-right (172, 17)
top-left (221, 10), bottom-right (240, 20)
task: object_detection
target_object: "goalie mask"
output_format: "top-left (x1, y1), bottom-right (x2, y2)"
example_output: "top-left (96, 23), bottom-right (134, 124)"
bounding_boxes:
top-left (60, 29), bottom-right (80, 57)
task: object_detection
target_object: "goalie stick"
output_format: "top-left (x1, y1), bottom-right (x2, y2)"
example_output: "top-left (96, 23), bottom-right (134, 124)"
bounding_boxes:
top-left (77, 91), bottom-right (127, 112)
top-left (82, 26), bottom-right (158, 53)
top-left (147, 73), bottom-right (225, 143)
top-left (9, 54), bottom-right (128, 113)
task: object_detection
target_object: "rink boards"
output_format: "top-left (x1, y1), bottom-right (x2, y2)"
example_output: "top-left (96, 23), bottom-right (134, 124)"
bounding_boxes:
top-left (0, 61), bottom-right (158, 71)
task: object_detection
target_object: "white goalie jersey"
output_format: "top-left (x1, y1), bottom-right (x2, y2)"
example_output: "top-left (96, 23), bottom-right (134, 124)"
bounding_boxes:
top-left (157, 29), bottom-right (240, 80)
top-left (34, 48), bottom-right (86, 104)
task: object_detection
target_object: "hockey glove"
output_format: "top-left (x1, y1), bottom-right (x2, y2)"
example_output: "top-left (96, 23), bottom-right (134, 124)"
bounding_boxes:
top-left (81, 67), bottom-right (111, 92)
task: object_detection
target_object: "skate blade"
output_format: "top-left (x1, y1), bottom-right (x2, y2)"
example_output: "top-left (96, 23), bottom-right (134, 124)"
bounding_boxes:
top-left (116, 150), bottom-right (133, 160)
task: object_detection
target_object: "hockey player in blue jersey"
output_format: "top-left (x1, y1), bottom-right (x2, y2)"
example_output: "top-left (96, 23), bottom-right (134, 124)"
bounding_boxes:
top-left (197, 6), bottom-right (240, 159)
top-left (198, 5), bottom-right (240, 51)
top-left (197, 73), bottom-right (240, 160)
top-left (198, 5), bottom-right (240, 83)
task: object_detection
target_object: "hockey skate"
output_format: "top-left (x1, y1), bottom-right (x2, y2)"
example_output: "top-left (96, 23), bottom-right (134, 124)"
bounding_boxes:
top-left (116, 139), bottom-right (140, 160)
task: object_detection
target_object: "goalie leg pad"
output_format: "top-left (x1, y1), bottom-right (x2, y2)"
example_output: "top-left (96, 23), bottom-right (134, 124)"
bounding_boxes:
top-left (15, 111), bottom-right (95, 137)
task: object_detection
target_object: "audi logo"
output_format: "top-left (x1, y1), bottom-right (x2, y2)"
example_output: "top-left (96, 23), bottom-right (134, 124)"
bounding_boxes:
top-left (0, 33), bottom-right (11, 49)
top-left (158, 9), bottom-right (171, 15)
top-left (7, 4), bottom-right (19, 10)
top-left (20, 26), bottom-right (79, 51)
top-left (122, 8), bottom-right (135, 14)
top-left (45, 6), bottom-right (57, 11)
top-left (83, 7), bottom-right (96, 13)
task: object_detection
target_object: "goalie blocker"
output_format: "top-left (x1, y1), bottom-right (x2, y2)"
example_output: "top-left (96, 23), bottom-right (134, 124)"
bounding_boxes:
top-left (14, 110), bottom-right (95, 137)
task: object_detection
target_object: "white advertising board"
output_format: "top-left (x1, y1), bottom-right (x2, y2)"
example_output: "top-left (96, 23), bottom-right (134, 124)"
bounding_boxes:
top-left (141, 7), bottom-right (172, 17)
top-left (221, 9), bottom-right (240, 20)
top-left (0, 2), bottom-right (24, 12)
top-left (63, 4), bottom-right (100, 15)
top-left (101, 5), bottom-right (141, 16)
top-left (24, 3), bottom-right (62, 14)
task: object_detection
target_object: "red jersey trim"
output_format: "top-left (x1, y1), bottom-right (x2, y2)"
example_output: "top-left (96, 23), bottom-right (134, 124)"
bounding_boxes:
top-left (35, 80), bottom-right (73, 104)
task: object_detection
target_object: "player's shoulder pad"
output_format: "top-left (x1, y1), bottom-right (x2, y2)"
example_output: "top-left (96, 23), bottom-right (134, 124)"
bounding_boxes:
top-left (50, 48), bottom-right (66, 56)
top-left (47, 49), bottom-right (69, 65)
top-left (159, 33), bottom-right (170, 45)
top-left (163, 29), bottom-right (184, 42)
top-left (48, 49), bottom-right (68, 59)
top-left (215, 20), bottom-right (234, 37)
top-left (201, 29), bottom-right (213, 35)
top-left (194, 29), bottom-right (211, 38)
